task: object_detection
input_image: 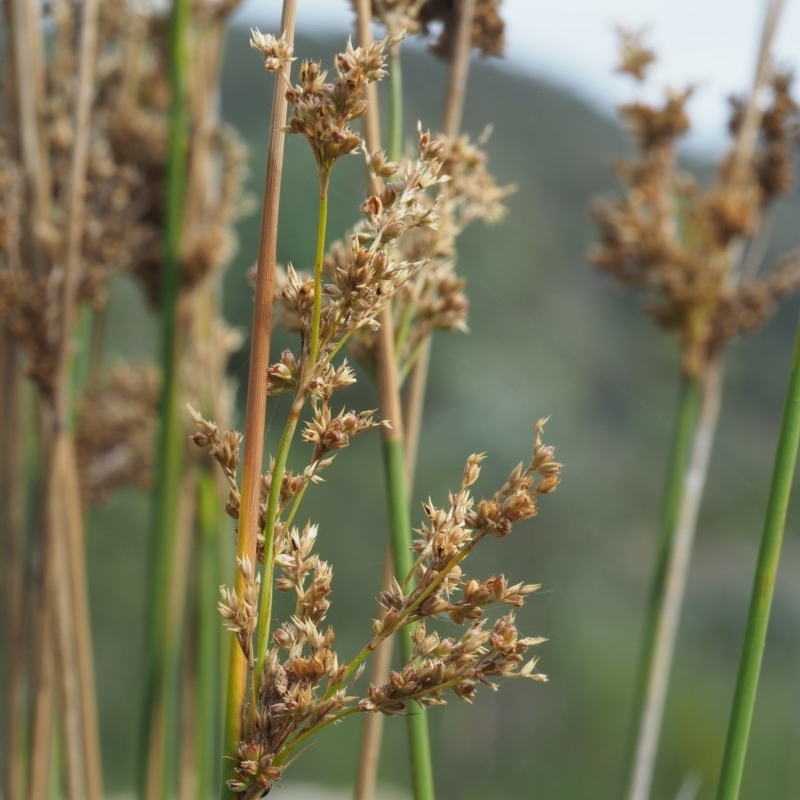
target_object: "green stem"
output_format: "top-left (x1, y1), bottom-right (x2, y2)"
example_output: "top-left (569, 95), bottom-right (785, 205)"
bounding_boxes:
top-left (379, 45), bottom-right (435, 800)
top-left (623, 374), bottom-right (703, 800)
top-left (716, 315), bottom-right (800, 800)
top-left (139, 0), bottom-right (190, 796)
top-left (255, 167), bottom-right (332, 684)
top-left (308, 170), bottom-right (331, 369)
top-left (382, 438), bottom-right (435, 800)
top-left (255, 397), bottom-right (302, 684)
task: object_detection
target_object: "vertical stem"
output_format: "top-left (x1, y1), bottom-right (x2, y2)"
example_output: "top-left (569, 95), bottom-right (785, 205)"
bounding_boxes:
top-left (623, 375), bottom-right (703, 799)
top-left (141, 0), bottom-right (190, 796)
top-left (308, 174), bottom-right (331, 368)
top-left (220, 4), bottom-right (296, 797)
top-left (196, 469), bottom-right (224, 798)
top-left (623, 6), bottom-right (783, 797)
top-left (374, 42), bottom-right (436, 800)
top-left (404, 0), bottom-right (476, 482)
top-left (48, 1), bottom-right (103, 797)
top-left (28, 568), bottom-right (55, 800)
top-left (352, 8), bottom-right (391, 796)
top-left (381, 436), bottom-right (436, 800)
top-left (1, 334), bottom-right (27, 800)
top-left (716, 314), bottom-right (800, 800)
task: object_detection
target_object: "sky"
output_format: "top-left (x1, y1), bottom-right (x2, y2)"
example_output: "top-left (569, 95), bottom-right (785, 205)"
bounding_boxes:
top-left (235, 0), bottom-right (800, 153)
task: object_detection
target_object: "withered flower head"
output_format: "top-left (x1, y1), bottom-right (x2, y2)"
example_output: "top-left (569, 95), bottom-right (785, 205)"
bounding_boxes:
top-left (591, 43), bottom-right (800, 378)
top-left (615, 27), bottom-right (656, 82)
top-left (419, 0), bottom-right (505, 60)
top-left (282, 37), bottom-right (389, 174)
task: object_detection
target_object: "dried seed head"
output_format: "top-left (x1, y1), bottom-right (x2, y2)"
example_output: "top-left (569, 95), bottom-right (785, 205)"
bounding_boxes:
top-left (250, 28), bottom-right (295, 72)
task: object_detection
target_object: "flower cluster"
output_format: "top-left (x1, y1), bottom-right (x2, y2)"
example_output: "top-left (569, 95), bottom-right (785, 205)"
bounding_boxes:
top-left (358, 0), bottom-right (505, 59)
top-left (274, 127), bottom-right (446, 383)
top-left (590, 31), bottom-right (800, 377)
top-left (216, 430), bottom-right (559, 797)
top-left (253, 30), bottom-right (388, 175)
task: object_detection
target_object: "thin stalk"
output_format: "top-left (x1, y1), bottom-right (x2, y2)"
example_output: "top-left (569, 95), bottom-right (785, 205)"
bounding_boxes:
top-left (404, 0), bottom-right (476, 492)
top-left (623, 375), bottom-right (703, 800)
top-left (381, 439), bottom-right (436, 800)
top-left (254, 396), bottom-right (302, 679)
top-left (351, 9), bottom-right (393, 795)
top-left (715, 314), bottom-right (800, 800)
top-left (255, 43), bottom-right (332, 690)
top-left (252, 169), bottom-right (333, 671)
top-left (624, 6), bottom-right (783, 797)
top-left (354, 550), bottom-right (394, 800)
top-left (141, 0), bottom-right (190, 796)
top-left (332, 525), bottom-right (486, 694)
top-left (220, 4), bottom-right (296, 797)
top-left (1, 334), bottom-right (27, 800)
top-left (9, 0), bottom-right (49, 275)
top-left (308, 173), bottom-right (331, 368)
top-left (46, 1), bottom-right (103, 797)
top-left (178, 622), bottom-right (198, 800)
top-left (47, 447), bottom-right (86, 800)
top-left (28, 586), bottom-right (55, 800)
top-left (196, 469), bottom-right (224, 798)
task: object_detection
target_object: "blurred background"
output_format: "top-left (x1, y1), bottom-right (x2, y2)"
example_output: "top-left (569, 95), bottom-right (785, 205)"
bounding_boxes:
top-left (14, 1), bottom-right (800, 798)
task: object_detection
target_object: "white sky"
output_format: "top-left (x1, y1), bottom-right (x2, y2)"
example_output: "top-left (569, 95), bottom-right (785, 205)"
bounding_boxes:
top-left (235, 1), bottom-right (800, 153)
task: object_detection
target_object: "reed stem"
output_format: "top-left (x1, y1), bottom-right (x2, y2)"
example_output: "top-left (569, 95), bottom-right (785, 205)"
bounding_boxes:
top-left (220, 4), bottom-right (296, 797)
top-left (715, 313), bottom-right (800, 800)
top-left (623, 374), bottom-right (703, 800)
top-left (141, 0), bottom-right (190, 795)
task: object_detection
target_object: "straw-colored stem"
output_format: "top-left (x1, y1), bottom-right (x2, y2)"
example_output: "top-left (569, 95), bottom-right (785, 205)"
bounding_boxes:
top-left (441, 0), bottom-right (477, 137)
top-left (220, 4), bottom-right (296, 797)
top-left (28, 578), bottom-right (55, 800)
top-left (375, 34), bottom-right (436, 800)
top-left (178, 624), bottom-right (198, 800)
top-left (404, 0), bottom-right (476, 487)
top-left (44, 2), bottom-right (104, 797)
top-left (9, 0), bottom-right (50, 275)
top-left (352, 6), bottom-right (392, 795)
top-left (1, 335), bottom-right (26, 800)
top-left (196, 469), bottom-right (224, 798)
top-left (626, 363), bottom-right (723, 800)
top-left (623, 374), bottom-right (703, 800)
top-left (47, 440), bottom-right (87, 800)
top-left (141, 0), bottom-right (191, 796)
top-left (715, 314), bottom-right (800, 799)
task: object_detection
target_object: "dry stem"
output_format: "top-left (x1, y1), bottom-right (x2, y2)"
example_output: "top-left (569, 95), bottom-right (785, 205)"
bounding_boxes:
top-left (222, 2), bottom-right (297, 795)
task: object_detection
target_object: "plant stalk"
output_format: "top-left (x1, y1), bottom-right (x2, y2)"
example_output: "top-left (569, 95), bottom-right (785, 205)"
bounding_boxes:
top-left (141, 0), bottom-right (191, 795)
top-left (715, 313), bottom-right (800, 799)
top-left (623, 374), bottom-right (701, 799)
top-left (220, 3), bottom-right (296, 797)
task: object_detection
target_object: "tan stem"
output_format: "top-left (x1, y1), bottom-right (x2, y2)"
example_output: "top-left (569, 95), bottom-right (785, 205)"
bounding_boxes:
top-left (9, 0), bottom-right (50, 274)
top-left (1, 335), bottom-right (26, 800)
top-left (351, 5), bottom-right (392, 796)
top-left (48, 434), bottom-right (88, 800)
top-left (626, 359), bottom-right (724, 800)
top-left (222, 4), bottom-right (296, 787)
